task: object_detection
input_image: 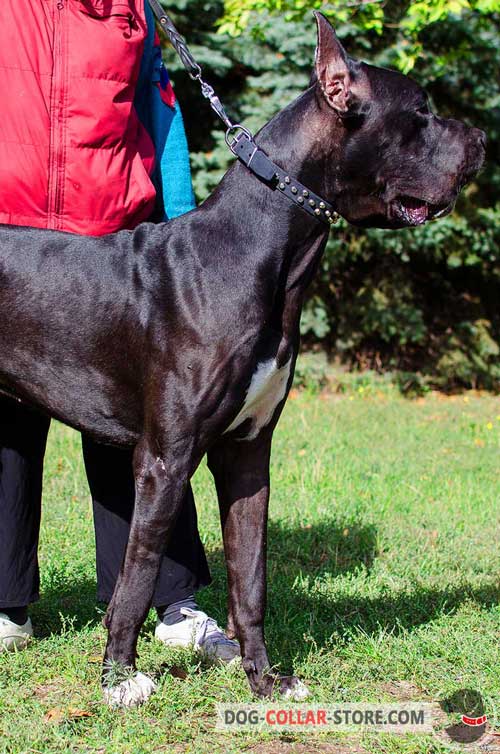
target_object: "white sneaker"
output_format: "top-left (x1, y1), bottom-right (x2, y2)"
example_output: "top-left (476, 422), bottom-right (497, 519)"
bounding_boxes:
top-left (0, 613), bottom-right (33, 652)
top-left (155, 607), bottom-right (240, 663)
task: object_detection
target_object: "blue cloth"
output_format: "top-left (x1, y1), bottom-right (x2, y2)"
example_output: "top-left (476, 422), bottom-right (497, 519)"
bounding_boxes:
top-left (134, 4), bottom-right (196, 221)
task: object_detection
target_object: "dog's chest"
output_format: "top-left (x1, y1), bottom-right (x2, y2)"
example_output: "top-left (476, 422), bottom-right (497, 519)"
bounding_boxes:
top-left (224, 358), bottom-right (292, 441)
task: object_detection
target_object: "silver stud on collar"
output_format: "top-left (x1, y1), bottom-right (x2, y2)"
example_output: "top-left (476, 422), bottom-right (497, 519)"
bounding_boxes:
top-left (285, 176), bottom-right (291, 184)
top-left (279, 182), bottom-right (285, 190)
top-left (308, 199), bottom-right (316, 208)
top-left (291, 186), bottom-right (298, 194)
top-left (314, 208), bottom-right (321, 216)
top-left (302, 189), bottom-right (309, 197)
top-left (319, 201), bottom-right (326, 210)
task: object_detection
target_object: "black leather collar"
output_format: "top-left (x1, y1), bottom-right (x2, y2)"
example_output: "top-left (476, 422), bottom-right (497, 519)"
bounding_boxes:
top-left (228, 129), bottom-right (339, 228)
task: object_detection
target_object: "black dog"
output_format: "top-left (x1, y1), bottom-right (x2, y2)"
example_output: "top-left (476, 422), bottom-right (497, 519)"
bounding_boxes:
top-left (0, 14), bottom-right (485, 705)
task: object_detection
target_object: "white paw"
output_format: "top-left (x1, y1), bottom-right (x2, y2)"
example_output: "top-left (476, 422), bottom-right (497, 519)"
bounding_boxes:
top-left (283, 679), bottom-right (310, 701)
top-left (103, 672), bottom-right (157, 708)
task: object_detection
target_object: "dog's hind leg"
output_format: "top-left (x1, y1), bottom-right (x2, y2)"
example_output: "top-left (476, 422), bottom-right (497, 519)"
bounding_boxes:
top-left (208, 434), bottom-right (309, 700)
top-left (102, 437), bottom-right (192, 707)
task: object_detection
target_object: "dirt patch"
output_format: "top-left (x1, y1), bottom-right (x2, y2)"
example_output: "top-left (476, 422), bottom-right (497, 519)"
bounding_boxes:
top-left (380, 680), bottom-right (426, 701)
top-left (32, 681), bottom-right (66, 701)
top-left (243, 741), bottom-right (367, 754)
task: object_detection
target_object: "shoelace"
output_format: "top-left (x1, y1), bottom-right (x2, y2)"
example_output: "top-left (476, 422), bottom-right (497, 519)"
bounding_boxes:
top-left (180, 607), bottom-right (237, 651)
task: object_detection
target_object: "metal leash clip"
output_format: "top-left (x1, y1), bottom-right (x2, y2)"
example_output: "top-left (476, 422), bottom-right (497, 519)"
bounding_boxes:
top-left (199, 80), bottom-right (234, 131)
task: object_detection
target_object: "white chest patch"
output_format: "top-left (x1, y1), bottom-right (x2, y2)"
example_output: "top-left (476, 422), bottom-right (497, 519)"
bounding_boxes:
top-left (224, 357), bottom-right (292, 441)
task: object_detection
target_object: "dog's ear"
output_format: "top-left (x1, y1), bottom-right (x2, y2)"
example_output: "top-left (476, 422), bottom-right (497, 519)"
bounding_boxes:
top-left (314, 11), bottom-right (351, 114)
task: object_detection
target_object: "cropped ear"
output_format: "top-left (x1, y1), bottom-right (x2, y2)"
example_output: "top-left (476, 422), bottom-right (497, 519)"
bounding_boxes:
top-left (313, 11), bottom-right (351, 114)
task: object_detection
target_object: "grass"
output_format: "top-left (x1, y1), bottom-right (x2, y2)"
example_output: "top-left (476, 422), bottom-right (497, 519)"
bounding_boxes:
top-left (0, 382), bottom-right (499, 753)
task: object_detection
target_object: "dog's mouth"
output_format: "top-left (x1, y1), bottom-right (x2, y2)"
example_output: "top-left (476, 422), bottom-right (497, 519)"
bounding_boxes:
top-left (393, 196), bottom-right (428, 225)
top-left (390, 195), bottom-right (453, 226)
top-left (337, 191), bottom-right (456, 229)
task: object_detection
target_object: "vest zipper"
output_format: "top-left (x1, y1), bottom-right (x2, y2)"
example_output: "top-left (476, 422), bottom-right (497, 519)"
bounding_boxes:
top-left (48, 1), bottom-right (68, 230)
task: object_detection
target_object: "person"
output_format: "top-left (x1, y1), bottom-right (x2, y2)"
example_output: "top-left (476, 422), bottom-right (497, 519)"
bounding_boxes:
top-left (0, 0), bottom-right (239, 663)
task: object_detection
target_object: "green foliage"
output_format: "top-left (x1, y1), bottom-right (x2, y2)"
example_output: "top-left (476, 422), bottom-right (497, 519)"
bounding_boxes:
top-left (219, 0), bottom-right (500, 73)
top-left (159, 0), bottom-right (500, 390)
top-left (219, 0), bottom-right (386, 38)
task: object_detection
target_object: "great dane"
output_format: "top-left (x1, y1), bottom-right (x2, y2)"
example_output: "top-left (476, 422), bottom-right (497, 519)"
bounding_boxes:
top-left (0, 13), bottom-right (485, 705)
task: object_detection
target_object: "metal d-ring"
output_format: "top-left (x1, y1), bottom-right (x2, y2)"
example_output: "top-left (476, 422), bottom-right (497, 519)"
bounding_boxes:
top-left (225, 124), bottom-right (253, 149)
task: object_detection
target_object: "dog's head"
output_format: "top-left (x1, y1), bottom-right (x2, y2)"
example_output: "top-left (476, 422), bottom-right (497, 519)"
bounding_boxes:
top-left (313, 13), bottom-right (486, 228)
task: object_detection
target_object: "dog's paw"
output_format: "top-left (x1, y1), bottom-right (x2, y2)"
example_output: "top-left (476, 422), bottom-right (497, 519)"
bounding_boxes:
top-left (103, 671), bottom-right (157, 708)
top-left (280, 676), bottom-right (310, 701)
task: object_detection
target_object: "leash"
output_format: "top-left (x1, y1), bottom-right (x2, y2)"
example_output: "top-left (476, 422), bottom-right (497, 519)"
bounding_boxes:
top-left (147, 0), bottom-right (339, 227)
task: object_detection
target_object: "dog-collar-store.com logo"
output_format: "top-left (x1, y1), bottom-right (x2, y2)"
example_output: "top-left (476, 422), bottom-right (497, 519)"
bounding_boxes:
top-left (440, 688), bottom-right (496, 745)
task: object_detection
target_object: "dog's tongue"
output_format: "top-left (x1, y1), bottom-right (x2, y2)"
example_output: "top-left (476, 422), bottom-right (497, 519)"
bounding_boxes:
top-left (401, 197), bottom-right (428, 225)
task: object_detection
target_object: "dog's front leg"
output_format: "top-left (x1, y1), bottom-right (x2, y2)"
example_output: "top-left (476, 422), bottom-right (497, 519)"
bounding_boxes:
top-left (208, 434), bottom-right (309, 700)
top-left (102, 438), bottom-right (190, 708)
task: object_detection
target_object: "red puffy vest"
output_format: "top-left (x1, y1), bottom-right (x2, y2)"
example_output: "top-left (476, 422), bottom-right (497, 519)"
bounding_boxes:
top-left (0, 1), bottom-right (156, 235)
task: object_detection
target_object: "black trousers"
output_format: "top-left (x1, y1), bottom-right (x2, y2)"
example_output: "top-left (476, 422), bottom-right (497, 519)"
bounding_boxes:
top-left (0, 398), bottom-right (211, 609)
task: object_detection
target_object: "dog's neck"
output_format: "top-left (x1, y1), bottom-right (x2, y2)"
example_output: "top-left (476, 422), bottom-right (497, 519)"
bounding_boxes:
top-left (198, 86), bottom-right (340, 342)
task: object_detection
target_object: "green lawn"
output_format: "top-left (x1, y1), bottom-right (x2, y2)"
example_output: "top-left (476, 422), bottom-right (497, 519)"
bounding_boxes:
top-left (0, 385), bottom-right (499, 754)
